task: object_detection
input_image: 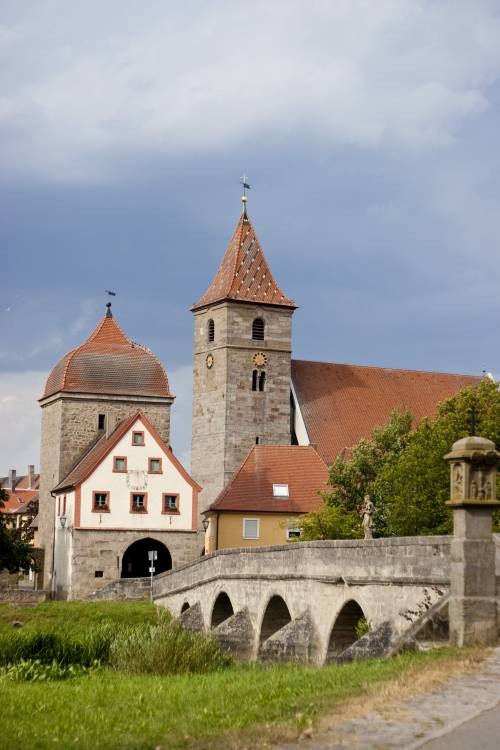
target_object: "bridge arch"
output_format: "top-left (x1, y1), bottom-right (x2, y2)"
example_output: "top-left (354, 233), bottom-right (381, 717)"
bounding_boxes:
top-left (180, 601), bottom-right (190, 614)
top-left (259, 594), bottom-right (292, 645)
top-left (326, 599), bottom-right (366, 660)
top-left (211, 592), bottom-right (234, 628)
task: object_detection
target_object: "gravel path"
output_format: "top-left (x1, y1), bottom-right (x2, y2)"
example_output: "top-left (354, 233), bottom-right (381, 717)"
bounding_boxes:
top-left (276, 647), bottom-right (500, 750)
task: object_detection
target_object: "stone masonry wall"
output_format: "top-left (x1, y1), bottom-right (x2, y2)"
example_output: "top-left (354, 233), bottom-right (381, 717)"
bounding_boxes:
top-left (39, 393), bottom-right (172, 591)
top-left (191, 301), bottom-right (293, 515)
top-left (64, 528), bottom-right (200, 600)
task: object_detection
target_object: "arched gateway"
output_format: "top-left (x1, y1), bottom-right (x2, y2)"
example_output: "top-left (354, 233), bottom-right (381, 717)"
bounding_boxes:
top-left (121, 538), bottom-right (172, 578)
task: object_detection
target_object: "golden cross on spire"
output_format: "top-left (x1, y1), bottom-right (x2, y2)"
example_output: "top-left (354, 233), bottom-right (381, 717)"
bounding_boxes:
top-left (240, 174), bottom-right (250, 216)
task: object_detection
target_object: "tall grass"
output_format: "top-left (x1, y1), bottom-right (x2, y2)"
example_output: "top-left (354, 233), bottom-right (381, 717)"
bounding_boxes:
top-left (0, 623), bottom-right (117, 667)
top-left (109, 620), bottom-right (231, 674)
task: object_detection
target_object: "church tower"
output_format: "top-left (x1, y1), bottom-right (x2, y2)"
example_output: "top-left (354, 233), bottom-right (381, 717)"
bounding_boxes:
top-left (191, 209), bottom-right (297, 514)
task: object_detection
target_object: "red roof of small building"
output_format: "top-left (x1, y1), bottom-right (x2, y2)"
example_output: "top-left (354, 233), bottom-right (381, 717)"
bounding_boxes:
top-left (0, 490), bottom-right (39, 515)
top-left (209, 445), bottom-right (329, 513)
top-left (292, 359), bottom-right (484, 465)
top-left (42, 311), bottom-right (172, 400)
top-left (192, 213), bottom-right (296, 310)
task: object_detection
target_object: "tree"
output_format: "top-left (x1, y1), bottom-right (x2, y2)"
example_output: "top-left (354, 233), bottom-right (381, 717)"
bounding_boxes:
top-left (301, 380), bottom-right (500, 540)
top-left (0, 488), bottom-right (34, 573)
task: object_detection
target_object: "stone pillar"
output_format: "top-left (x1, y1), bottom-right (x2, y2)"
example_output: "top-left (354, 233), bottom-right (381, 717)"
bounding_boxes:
top-left (445, 436), bottom-right (500, 646)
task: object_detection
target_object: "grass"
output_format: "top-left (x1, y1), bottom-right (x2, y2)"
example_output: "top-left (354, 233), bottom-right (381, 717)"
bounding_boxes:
top-left (0, 648), bottom-right (482, 750)
top-left (0, 601), bottom-right (158, 634)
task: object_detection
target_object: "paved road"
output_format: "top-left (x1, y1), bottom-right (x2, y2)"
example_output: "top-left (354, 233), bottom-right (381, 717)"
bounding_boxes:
top-left (277, 647), bottom-right (500, 750)
top-left (421, 703), bottom-right (500, 750)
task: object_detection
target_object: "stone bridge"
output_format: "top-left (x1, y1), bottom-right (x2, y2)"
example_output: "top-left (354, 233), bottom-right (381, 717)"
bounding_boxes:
top-left (153, 537), bottom-right (455, 663)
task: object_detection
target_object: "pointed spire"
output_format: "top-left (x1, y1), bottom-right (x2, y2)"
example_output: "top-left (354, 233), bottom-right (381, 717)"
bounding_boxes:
top-left (192, 212), bottom-right (296, 310)
top-left (105, 302), bottom-right (113, 318)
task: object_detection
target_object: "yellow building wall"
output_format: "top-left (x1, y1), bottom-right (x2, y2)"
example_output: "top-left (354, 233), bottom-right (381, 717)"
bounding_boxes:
top-left (206, 512), bottom-right (303, 552)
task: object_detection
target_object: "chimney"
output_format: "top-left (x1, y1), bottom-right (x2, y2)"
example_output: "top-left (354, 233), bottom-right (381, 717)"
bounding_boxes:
top-left (27, 464), bottom-right (35, 489)
top-left (8, 469), bottom-right (16, 491)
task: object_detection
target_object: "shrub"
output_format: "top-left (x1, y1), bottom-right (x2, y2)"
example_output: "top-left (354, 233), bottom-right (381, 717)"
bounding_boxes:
top-left (355, 617), bottom-right (371, 640)
top-left (0, 623), bottom-right (117, 667)
top-left (0, 658), bottom-right (98, 682)
top-left (109, 620), bottom-right (232, 675)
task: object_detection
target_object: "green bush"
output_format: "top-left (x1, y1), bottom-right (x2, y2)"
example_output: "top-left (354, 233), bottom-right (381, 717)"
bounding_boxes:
top-left (0, 658), bottom-right (98, 682)
top-left (109, 620), bottom-right (232, 675)
top-left (355, 617), bottom-right (371, 640)
top-left (0, 623), bottom-right (117, 667)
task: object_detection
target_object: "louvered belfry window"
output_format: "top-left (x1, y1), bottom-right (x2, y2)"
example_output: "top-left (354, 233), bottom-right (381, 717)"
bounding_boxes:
top-left (208, 319), bottom-right (215, 342)
top-left (252, 318), bottom-right (265, 340)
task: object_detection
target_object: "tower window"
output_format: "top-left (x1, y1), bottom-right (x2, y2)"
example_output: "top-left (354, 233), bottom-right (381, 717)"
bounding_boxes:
top-left (98, 414), bottom-right (106, 430)
top-left (258, 371), bottom-right (266, 392)
top-left (252, 318), bottom-right (265, 340)
top-left (207, 319), bottom-right (215, 343)
top-left (252, 370), bottom-right (258, 391)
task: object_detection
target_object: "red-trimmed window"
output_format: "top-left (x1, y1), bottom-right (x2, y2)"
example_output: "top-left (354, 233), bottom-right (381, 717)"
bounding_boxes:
top-left (63, 495), bottom-right (67, 514)
top-left (132, 431), bottom-right (145, 446)
top-left (162, 494), bottom-right (179, 514)
top-left (148, 457), bottom-right (162, 474)
top-left (93, 491), bottom-right (110, 512)
top-left (130, 492), bottom-right (148, 513)
top-left (113, 456), bottom-right (127, 472)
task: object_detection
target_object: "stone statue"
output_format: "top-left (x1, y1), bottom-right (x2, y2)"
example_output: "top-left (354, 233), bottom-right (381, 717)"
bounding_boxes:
top-left (360, 495), bottom-right (375, 540)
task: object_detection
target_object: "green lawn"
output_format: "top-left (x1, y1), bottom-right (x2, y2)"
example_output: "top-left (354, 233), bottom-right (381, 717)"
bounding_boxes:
top-left (0, 649), bottom-right (469, 750)
top-left (0, 601), bottom-right (158, 634)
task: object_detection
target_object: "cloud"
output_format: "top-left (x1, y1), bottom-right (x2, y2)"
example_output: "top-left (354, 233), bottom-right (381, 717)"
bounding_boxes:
top-left (0, 371), bottom-right (46, 475)
top-left (1, 1), bottom-right (500, 182)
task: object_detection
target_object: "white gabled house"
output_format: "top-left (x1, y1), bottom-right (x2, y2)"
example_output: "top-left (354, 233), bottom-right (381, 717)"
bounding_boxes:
top-left (52, 411), bottom-right (200, 599)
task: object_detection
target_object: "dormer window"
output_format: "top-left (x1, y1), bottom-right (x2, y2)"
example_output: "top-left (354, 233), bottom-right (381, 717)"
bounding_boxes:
top-left (132, 431), bottom-right (144, 446)
top-left (252, 318), bottom-right (265, 340)
top-left (208, 319), bottom-right (215, 343)
top-left (273, 484), bottom-right (289, 498)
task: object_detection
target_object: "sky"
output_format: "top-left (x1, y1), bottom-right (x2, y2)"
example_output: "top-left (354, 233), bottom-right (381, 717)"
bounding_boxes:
top-left (2, 0), bottom-right (500, 474)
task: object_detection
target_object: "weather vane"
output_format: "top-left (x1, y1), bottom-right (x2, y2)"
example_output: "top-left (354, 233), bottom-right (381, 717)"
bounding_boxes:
top-left (240, 174), bottom-right (250, 216)
top-left (105, 290), bottom-right (116, 317)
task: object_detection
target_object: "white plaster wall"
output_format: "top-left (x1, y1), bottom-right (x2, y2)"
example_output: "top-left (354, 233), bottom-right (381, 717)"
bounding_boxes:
top-left (78, 418), bottom-right (194, 531)
top-left (291, 382), bottom-right (309, 446)
top-left (53, 490), bottom-right (75, 597)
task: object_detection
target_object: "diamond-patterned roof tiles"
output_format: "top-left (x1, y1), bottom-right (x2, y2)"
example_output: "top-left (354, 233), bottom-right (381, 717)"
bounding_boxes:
top-left (192, 213), bottom-right (296, 310)
top-left (42, 312), bottom-right (172, 400)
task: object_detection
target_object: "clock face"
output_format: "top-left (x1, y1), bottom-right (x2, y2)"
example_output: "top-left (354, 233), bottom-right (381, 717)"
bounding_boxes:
top-left (206, 353), bottom-right (214, 369)
top-left (252, 351), bottom-right (267, 368)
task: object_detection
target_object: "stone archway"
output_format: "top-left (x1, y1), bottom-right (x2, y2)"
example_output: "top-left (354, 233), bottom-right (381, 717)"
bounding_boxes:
top-left (211, 592), bottom-right (234, 627)
top-left (121, 537), bottom-right (172, 578)
top-left (259, 595), bottom-right (292, 645)
top-left (327, 600), bottom-right (365, 660)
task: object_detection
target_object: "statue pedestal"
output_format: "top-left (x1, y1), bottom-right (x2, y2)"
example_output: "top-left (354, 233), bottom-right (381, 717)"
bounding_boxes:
top-left (448, 503), bottom-right (498, 646)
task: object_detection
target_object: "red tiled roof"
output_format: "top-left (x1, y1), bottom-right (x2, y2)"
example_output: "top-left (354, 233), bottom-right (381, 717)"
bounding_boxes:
top-left (292, 359), bottom-right (484, 465)
top-left (209, 445), bottom-right (329, 513)
top-left (53, 412), bottom-right (142, 491)
top-left (0, 490), bottom-right (39, 514)
top-left (53, 411), bottom-right (201, 493)
top-left (42, 312), bottom-right (172, 400)
top-left (192, 213), bottom-right (296, 310)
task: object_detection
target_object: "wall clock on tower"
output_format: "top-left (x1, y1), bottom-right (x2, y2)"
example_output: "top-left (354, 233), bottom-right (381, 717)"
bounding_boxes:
top-left (252, 352), bottom-right (267, 368)
top-left (206, 353), bottom-right (214, 369)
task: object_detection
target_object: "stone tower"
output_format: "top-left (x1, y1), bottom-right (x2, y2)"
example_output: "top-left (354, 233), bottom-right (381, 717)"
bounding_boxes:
top-left (191, 211), bottom-right (297, 515)
top-left (38, 305), bottom-right (174, 590)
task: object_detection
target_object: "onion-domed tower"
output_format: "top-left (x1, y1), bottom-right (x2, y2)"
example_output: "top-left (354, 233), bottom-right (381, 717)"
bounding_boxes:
top-left (38, 303), bottom-right (174, 589)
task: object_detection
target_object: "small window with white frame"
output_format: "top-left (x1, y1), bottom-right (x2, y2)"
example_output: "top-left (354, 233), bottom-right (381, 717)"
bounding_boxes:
top-left (287, 526), bottom-right (302, 540)
top-left (273, 483), bottom-right (289, 498)
top-left (243, 518), bottom-right (260, 539)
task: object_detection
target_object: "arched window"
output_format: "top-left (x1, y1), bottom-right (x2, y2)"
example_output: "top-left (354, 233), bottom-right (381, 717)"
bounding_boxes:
top-left (252, 370), bottom-right (258, 391)
top-left (207, 319), bottom-right (215, 343)
top-left (258, 371), bottom-right (266, 392)
top-left (252, 318), bottom-right (265, 340)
